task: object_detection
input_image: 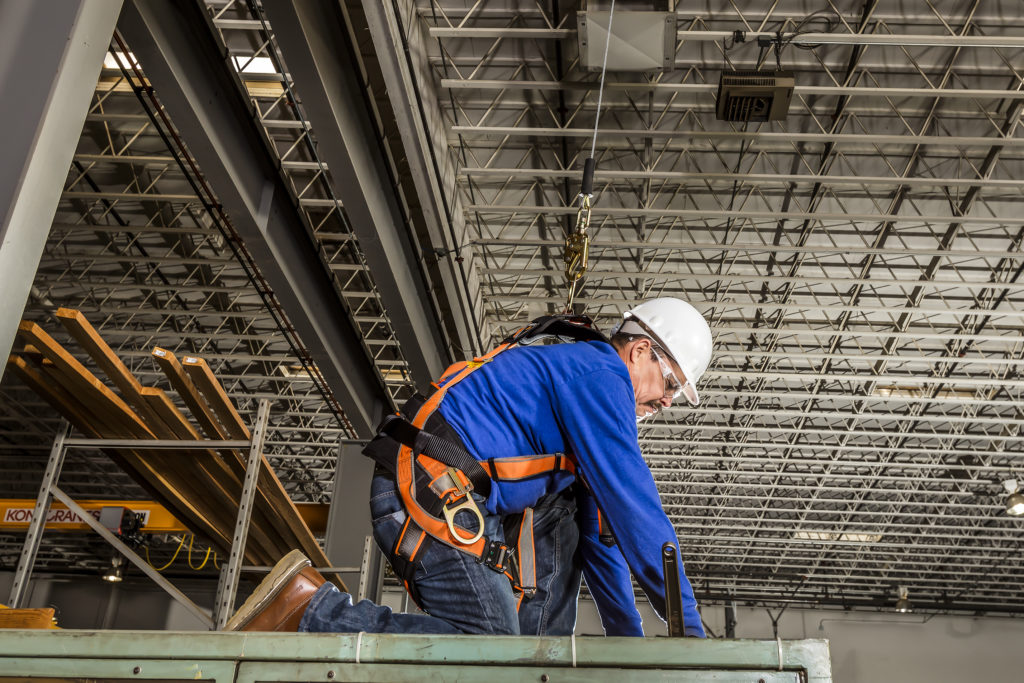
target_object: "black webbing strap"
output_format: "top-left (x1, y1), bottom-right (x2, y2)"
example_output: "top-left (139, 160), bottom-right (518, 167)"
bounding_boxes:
top-left (391, 517), bottom-right (432, 608)
top-left (378, 414), bottom-right (492, 497)
top-left (503, 314), bottom-right (609, 346)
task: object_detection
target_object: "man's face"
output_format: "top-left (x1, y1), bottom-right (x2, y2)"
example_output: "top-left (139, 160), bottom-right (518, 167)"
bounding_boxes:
top-left (620, 338), bottom-right (687, 420)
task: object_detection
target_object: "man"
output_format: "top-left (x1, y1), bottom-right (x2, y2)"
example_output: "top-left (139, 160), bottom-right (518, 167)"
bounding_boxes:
top-left (226, 298), bottom-right (712, 638)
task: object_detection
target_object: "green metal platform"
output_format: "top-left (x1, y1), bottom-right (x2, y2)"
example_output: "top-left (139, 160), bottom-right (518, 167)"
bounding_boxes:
top-left (0, 630), bottom-right (831, 682)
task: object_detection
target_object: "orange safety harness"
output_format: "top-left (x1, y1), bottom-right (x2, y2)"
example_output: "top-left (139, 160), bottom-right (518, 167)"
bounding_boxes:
top-left (362, 315), bottom-right (608, 606)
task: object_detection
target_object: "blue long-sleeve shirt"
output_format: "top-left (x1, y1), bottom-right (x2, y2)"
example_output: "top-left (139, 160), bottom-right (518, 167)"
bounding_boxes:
top-left (437, 340), bottom-right (704, 637)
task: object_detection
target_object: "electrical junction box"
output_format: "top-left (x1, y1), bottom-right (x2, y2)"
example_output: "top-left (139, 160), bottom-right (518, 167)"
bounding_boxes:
top-left (577, 11), bottom-right (676, 72)
top-left (716, 70), bottom-right (795, 122)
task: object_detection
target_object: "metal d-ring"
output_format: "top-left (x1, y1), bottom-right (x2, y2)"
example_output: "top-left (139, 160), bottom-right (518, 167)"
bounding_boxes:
top-left (442, 496), bottom-right (485, 545)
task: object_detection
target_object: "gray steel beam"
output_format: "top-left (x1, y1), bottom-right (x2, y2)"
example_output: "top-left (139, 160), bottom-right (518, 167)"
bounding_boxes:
top-left (464, 205), bottom-right (1021, 226)
top-left (459, 167), bottom-right (1024, 189)
top-left (440, 79), bottom-right (1024, 100)
top-left (261, 0), bottom-right (454, 379)
top-left (358, 0), bottom-right (482, 359)
top-left (0, 0), bottom-right (122, 375)
top-left (450, 126), bottom-right (1024, 148)
top-left (428, 28), bottom-right (1024, 48)
top-left (119, 0), bottom-right (389, 437)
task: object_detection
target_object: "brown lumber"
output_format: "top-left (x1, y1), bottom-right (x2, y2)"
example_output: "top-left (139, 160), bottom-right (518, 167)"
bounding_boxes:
top-left (21, 322), bottom-right (272, 562)
top-left (13, 349), bottom-right (246, 559)
top-left (45, 371), bottom-right (238, 556)
top-left (181, 356), bottom-right (248, 440)
top-left (55, 308), bottom-right (166, 431)
top-left (8, 356), bottom-right (233, 553)
top-left (9, 356), bottom-right (108, 436)
top-left (141, 388), bottom-right (196, 441)
top-left (139, 387), bottom-right (280, 564)
top-left (179, 355), bottom-right (333, 569)
top-left (36, 359), bottom-right (235, 551)
top-left (19, 344), bottom-right (43, 365)
top-left (153, 348), bottom-right (339, 584)
top-left (152, 348), bottom-right (306, 563)
top-left (18, 321), bottom-right (154, 438)
top-left (151, 348), bottom-right (223, 439)
top-left (0, 607), bottom-right (57, 629)
top-left (14, 345), bottom-right (271, 565)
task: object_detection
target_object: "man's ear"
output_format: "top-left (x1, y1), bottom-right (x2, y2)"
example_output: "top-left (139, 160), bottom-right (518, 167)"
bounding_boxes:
top-left (630, 337), bottom-right (651, 364)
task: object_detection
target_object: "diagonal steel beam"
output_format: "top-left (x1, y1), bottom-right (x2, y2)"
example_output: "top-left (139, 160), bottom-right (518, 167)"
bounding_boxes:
top-left (259, 0), bottom-right (455, 378)
top-left (0, 0), bottom-right (123, 376)
top-left (118, 0), bottom-right (389, 437)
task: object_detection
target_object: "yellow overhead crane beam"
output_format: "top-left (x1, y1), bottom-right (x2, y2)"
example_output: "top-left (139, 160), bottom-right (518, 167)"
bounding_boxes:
top-left (0, 499), bottom-right (328, 535)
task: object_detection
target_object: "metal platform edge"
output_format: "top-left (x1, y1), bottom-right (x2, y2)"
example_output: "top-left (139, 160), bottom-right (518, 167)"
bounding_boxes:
top-left (0, 630), bottom-right (831, 682)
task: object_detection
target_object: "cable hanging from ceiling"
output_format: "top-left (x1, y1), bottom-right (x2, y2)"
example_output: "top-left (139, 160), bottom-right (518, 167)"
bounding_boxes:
top-left (563, 0), bottom-right (616, 313)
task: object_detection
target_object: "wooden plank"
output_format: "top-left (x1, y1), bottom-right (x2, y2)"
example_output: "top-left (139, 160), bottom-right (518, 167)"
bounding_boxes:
top-left (178, 355), bottom-right (333, 570)
top-left (0, 608), bottom-right (56, 629)
top-left (177, 356), bottom-right (328, 564)
top-left (19, 344), bottom-right (44, 365)
top-left (8, 356), bottom-right (106, 436)
top-left (20, 325), bottom-right (274, 563)
top-left (152, 348), bottom-right (305, 563)
top-left (21, 338), bottom-right (277, 564)
top-left (55, 308), bottom-right (164, 429)
top-left (176, 360), bottom-right (335, 581)
top-left (151, 347), bottom-right (223, 439)
top-left (139, 388), bottom-right (281, 565)
top-left (140, 388), bottom-right (196, 440)
top-left (154, 348), bottom-right (338, 584)
top-left (17, 321), bottom-right (154, 438)
top-left (181, 356), bottom-right (249, 440)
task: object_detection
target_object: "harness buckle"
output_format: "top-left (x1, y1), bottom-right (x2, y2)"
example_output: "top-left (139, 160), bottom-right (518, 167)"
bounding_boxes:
top-left (480, 539), bottom-right (514, 573)
top-left (441, 467), bottom-right (485, 545)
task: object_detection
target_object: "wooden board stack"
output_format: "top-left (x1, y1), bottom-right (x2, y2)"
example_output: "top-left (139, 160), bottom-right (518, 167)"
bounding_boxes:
top-left (8, 309), bottom-right (343, 589)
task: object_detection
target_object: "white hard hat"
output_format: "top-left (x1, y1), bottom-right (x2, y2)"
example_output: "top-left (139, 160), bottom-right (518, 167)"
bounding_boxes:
top-left (613, 297), bottom-right (713, 406)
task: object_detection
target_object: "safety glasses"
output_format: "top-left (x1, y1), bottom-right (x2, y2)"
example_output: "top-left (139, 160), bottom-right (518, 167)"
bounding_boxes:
top-left (653, 349), bottom-right (699, 405)
top-left (652, 349), bottom-right (684, 400)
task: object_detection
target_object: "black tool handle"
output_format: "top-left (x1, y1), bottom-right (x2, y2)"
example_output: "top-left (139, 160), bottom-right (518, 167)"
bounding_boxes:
top-left (662, 542), bottom-right (686, 637)
top-left (580, 157), bottom-right (596, 196)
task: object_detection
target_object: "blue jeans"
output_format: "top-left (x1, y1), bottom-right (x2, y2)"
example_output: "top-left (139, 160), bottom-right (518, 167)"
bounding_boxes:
top-left (300, 474), bottom-right (582, 635)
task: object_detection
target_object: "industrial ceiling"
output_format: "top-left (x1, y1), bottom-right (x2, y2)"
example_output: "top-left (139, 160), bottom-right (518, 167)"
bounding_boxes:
top-left (2, 0), bottom-right (1023, 619)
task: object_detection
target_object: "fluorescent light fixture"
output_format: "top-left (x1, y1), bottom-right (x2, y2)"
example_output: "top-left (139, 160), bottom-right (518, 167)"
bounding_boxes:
top-left (102, 556), bottom-right (124, 583)
top-left (794, 531), bottom-right (882, 543)
top-left (277, 364), bottom-right (311, 379)
top-left (894, 586), bottom-right (913, 613)
top-left (230, 56), bottom-right (277, 74)
top-left (103, 52), bottom-right (139, 70)
top-left (1003, 479), bottom-right (1024, 516)
top-left (874, 386), bottom-right (975, 400)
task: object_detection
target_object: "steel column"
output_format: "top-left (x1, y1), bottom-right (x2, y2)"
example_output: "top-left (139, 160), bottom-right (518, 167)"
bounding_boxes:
top-left (215, 399), bottom-right (271, 630)
top-left (118, 0), bottom-right (389, 437)
top-left (7, 423), bottom-right (70, 608)
top-left (0, 0), bottom-right (122, 374)
top-left (356, 534), bottom-right (384, 605)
